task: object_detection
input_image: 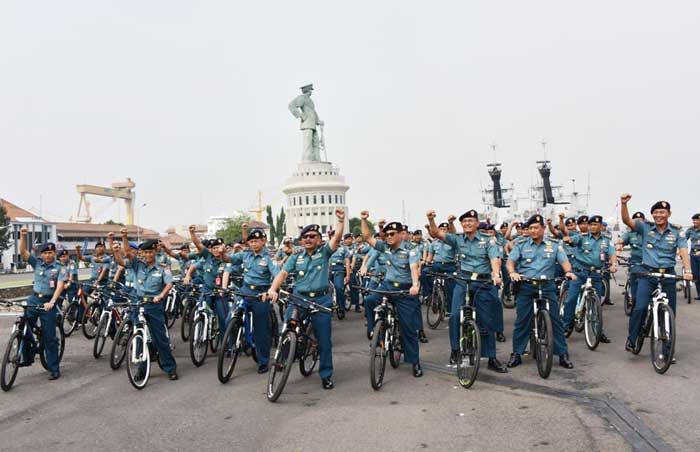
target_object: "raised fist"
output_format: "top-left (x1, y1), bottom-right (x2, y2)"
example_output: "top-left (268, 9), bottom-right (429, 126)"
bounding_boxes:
top-left (426, 210), bottom-right (436, 220)
top-left (360, 210), bottom-right (369, 220)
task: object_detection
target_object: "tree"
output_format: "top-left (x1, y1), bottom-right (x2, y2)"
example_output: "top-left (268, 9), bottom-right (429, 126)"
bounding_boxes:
top-left (349, 217), bottom-right (375, 236)
top-left (265, 205), bottom-right (287, 247)
top-left (104, 219), bottom-right (124, 226)
top-left (266, 205), bottom-right (276, 247)
top-left (216, 214), bottom-right (253, 244)
top-left (0, 204), bottom-right (10, 266)
top-left (275, 207), bottom-right (286, 244)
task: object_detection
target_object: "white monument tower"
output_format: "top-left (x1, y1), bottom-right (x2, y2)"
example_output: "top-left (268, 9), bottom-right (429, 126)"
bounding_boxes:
top-left (284, 83), bottom-right (349, 235)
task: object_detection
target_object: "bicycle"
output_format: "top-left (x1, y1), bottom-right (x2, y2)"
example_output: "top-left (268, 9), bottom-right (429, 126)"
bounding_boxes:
top-left (267, 290), bottom-right (331, 402)
top-left (616, 256), bottom-right (634, 316)
top-left (362, 287), bottom-right (409, 390)
top-left (631, 272), bottom-right (685, 374)
top-left (164, 279), bottom-right (183, 329)
top-left (329, 271), bottom-right (350, 320)
top-left (93, 282), bottom-right (130, 359)
top-left (425, 271), bottom-right (450, 329)
top-left (124, 296), bottom-right (160, 390)
top-left (61, 283), bottom-right (89, 337)
top-left (179, 283), bottom-right (201, 342)
top-left (447, 273), bottom-right (489, 389)
top-left (188, 288), bottom-right (223, 367)
top-left (563, 269), bottom-right (604, 351)
top-left (82, 285), bottom-right (107, 340)
top-left (1, 301), bottom-right (65, 391)
top-left (500, 281), bottom-right (516, 309)
top-left (217, 290), bottom-right (261, 384)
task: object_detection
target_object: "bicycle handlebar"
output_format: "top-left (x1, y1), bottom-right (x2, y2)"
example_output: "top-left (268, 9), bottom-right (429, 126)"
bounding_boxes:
top-left (358, 287), bottom-right (411, 297)
top-left (278, 290), bottom-right (332, 314)
top-left (632, 272), bottom-right (688, 281)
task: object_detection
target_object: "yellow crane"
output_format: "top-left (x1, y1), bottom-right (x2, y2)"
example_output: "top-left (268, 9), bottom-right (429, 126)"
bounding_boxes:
top-left (73, 178), bottom-right (136, 225)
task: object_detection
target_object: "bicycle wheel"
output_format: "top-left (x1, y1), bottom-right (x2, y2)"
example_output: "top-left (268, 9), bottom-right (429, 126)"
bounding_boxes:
top-left (388, 321), bottom-right (401, 369)
top-left (209, 315), bottom-right (220, 354)
top-left (369, 319), bottom-right (387, 390)
top-left (583, 293), bottom-right (602, 351)
top-left (217, 319), bottom-right (242, 384)
top-left (82, 302), bottom-right (102, 339)
top-left (574, 294), bottom-right (585, 333)
top-left (126, 332), bottom-right (150, 390)
top-left (501, 286), bottom-right (516, 309)
top-left (344, 286), bottom-right (352, 311)
top-left (270, 308), bottom-right (280, 347)
top-left (93, 315), bottom-right (109, 359)
top-left (62, 302), bottom-right (80, 337)
top-left (601, 278), bottom-right (610, 304)
top-left (624, 280), bottom-right (633, 316)
top-left (650, 304), bottom-right (675, 374)
top-left (426, 284), bottom-right (444, 329)
top-left (165, 295), bottom-right (177, 330)
top-left (684, 281), bottom-right (691, 303)
top-left (189, 315), bottom-right (208, 367)
top-left (180, 301), bottom-right (193, 342)
top-left (39, 324), bottom-right (65, 370)
top-left (110, 321), bottom-right (132, 370)
top-left (299, 322), bottom-right (319, 377)
top-left (1, 332), bottom-right (22, 392)
top-left (267, 329), bottom-right (297, 402)
top-left (457, 319), bottom-right (481, 389)
top-left (535, 309), bottom-right (553, 379)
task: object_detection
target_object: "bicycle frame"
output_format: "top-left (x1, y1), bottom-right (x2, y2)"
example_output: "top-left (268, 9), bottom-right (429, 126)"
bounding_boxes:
top-left (130, 307), bottom-right (152, 365)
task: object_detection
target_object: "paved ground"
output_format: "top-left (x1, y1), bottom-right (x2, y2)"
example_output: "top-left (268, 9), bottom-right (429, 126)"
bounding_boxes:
top-left (0, 281), bottom-right (698, 452)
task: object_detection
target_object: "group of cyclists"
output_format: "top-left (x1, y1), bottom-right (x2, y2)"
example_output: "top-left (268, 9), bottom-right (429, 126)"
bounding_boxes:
top-left (2, 193), bottom-right (698, 397)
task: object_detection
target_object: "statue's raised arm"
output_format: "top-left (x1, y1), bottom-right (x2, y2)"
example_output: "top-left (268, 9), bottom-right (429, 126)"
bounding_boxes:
top-left (288, 83), bottom-right (324, 162)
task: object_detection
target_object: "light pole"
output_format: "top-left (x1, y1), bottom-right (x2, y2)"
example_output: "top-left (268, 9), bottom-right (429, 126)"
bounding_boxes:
top-left (137, 203), bottom-right (147, 243)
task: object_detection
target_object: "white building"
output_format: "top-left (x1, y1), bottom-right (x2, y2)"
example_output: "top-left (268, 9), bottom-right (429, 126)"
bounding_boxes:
top-left (283, 161), bottom-right (349, 235)
top-left (0, 199), bottom-right (57, 271)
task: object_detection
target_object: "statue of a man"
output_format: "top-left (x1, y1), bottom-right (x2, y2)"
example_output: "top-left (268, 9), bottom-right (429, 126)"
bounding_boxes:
top-left (288, 83), bottom-right (324, 162)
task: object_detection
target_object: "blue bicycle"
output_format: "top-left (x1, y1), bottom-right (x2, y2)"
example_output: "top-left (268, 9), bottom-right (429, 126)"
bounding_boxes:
top-left (217, 290), bottom-right (261, 383)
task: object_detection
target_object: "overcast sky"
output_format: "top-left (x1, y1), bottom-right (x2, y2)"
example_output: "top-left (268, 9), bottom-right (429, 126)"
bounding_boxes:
top-left (1, 1), bottom-right (698, 232)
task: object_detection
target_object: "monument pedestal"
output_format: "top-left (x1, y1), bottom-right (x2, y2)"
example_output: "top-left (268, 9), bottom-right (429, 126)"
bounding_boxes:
top-left (283, 161), bottom-right (349, 236)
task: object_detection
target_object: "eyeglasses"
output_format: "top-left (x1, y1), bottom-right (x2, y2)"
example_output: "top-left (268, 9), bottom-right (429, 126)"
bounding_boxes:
top-left (301, 234), bottom-right (319, 240)
top-left (385, 231), bottom-right (397, 237)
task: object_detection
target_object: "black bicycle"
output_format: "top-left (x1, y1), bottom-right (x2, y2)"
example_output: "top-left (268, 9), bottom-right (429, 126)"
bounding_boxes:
top-left (1, 300), bottom-right (65, 391)
top-left (267, 290), bottom-right (331, 402)
top-left (179, 283), bottom-right (201, 342)
top-left (425, 271), bottom-right (450, 329)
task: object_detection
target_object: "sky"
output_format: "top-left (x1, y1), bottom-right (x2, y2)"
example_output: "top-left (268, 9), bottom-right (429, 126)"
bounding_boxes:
top-left (1, 1), bottom-right (699, 232)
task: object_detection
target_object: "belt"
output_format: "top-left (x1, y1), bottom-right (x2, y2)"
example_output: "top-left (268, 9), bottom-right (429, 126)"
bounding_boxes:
top-left (244, 284), bottom-right (269, 291)
top-left (458, 272), bottom-right (491, 281)
top-left (574, 266), bottom-right (603, 273)
top-left (643, 267), bottom-right (675, 274)
top-left (387, 281), bottom-right (412, 290)
top-left (296, 289), bottom-right (328, 298)
top-left (32, 292), bottom-right (52, 299)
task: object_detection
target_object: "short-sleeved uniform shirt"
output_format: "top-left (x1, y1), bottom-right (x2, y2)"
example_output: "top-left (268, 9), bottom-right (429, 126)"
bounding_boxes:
top-left (366, 248), bottom-right (388, 278)
top-left (508, 238), bottom-right (569, 279)
top-left (329, 245), bottom-right (350, 270)
top-left (227, 250), bottom-right (279, 286)
top-left (429, 239), bottom-right (455, 263)
top-left (685, 227), bottom-right (700, 255)
top-left (634, 220), bottom-right (687, 268)
top-left (28, 255), bottom-right (68, 301)
top-left (443, 232), bottom-right (501, 274)
top-left (84, 254), bottom-right (111, 281)
top-left (124, 258), bottom-right (173, 297)
top-left (191, 248), bottom-right (227, 290)
top-left (569, 233), bottom-right (615, 269)
top-left (282, 243), bottom-right (334, 292)
top-left (372, 240), bottom-right (420, 285)
top-left (621, 230), bottom-right (644, 265)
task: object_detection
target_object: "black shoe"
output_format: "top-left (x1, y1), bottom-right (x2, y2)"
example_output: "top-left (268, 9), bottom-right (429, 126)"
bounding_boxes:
top-left (449, 351), bottom-right (458, 366)
top-left (354, 307), bottom-right (361, 313)
top-left (564, 326), bottom-right (573, 336)
top-left (367, 330), bottom-right (373, 341)
top-left (322, 377), bottom-right (334, 389)
top-left (602, 299), bottom-right (614, 306)
top-left (168, 372), bottom-right (179, 381)
top-left (625, 339), bottom-right (634, 352)
top-left (338, 311), bottom-right (345, 320)
top-left (48, 372), bottom-right (60, 381)
top-left (412, 363), bottom-right (423, 377)
top-left (695, 297), bottom-right (700, 301)
top-left (418, 330), bottom-right (428, 343)
top-left (507, 353), bottom-right (522, 368)
top-left (600, 334), bottom-right (611, 344)
top-left (257, 364), bottom-right (269, 374)
top-left (559, 354), bottom-right (574, 369)
top-left (496, 332), bottom-right (506, 343)
top-left (487, 358), bottom-right (508, 373)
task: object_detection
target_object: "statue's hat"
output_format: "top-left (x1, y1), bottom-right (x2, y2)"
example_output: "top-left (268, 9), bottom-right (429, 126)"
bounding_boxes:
top-left (300, 84), bottom-right (314, 93)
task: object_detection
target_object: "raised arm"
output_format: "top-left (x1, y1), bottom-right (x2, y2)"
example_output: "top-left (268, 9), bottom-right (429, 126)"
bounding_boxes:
top-left (327, 209), bottom-right (346, 252)
top-left (426, 210), bottom-right (447, 241)
top-left (360, 211), bottom-right (377, 248)
top-left (189, 225), bottom-right (204, 252)
top-left (111, 231), bottom-right (126, 268)
top-left (18, 227), bottom-right (30, 261)
top-left (75, 244), bottom-right (85, 262)
top-left (620, 194), bottom-right (635, 230)
top-left (447, 215), bottom-right (457, 234)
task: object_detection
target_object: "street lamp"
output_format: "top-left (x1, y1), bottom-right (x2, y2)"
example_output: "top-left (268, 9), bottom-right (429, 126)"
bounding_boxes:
top-left (137, 203), bottom-right (147, 243)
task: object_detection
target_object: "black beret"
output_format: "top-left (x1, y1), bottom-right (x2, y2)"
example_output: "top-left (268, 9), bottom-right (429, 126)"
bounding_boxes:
top-left (486, 224), bottom-right (495, 231)
top-left (565, 217), bottom-right (576, 226)
top-left (373, 232), bottom-right (381, 238)
top-left (588, 215), bottom-right (603, 224)
top-left (459, 210), bottom-right (478, 221)
top-left (299, 224), bottom-right (321, 238)
top-left (343, 233), bottom-right (353, 239)
top-left (403, 225), bottom-right (410, 232)
top-left (210, 238), bottom-right (224, 246)
top-left (438, 222), bottom-right (449, 228)
top-left (514, 222), bottom-right (524, 229)
top-left (632, 212), bottom-right (645, 220)
top-left (477, 222), bottom-right (488, 230)
top-left (577, 215), bottom-right (589, 224)
top-left (412, 230), bottom-right (422, 235)
top-left (247, 229), bottom-right (266, 241)
top-left (39, 242), bottom-right (56, 253)
top-left (500, 222), bottom-right (508, 229)
top-left (179, 244), bottom-right (190, 250)
top-left (139, 239), bottom-right (158, 250)
top-left (383, 222), bottom-right (403, 233)
top-left (650, 201), bottom-right (671, 213)
top-left (525, 215), bottom-right (544, 228)
top-left (57, 249), bottom-right (68, 257)
top-left (352, 232), bottom-right (361, 238)
top-left (94, 241), bottom-right (105, 248)
top-left (692, 213), bottom-right (700, 220)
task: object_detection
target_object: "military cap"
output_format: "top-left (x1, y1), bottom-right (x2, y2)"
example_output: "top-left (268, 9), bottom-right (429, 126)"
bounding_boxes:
top-left (650, 201), bottom-right (671, 213)
top-left (299, 224), bottom-right (321, 238)
top-left (383, 222), bottom-right (403, 233)
top-left (692, 213), bottom-right (700, 220)
top-left (500, 222), bottom-right (508, 229)
top-left (412, 229), bottom-right (422, 235)
top-left (57, 249), bottom-right (68, 257)
top-left (632, 212), bottom-right (645, 220)
top-left (438, 222), bottom-right (449, 228)
top-left (201, 239), bottom-right (211, 247)
top-left (403, 225), bottom-right (410, 232)
top-left (588, 215), bottom-right (603, 224)
top-left (577, 215), bottom-right (589, 224)
top-left (179, 244), bottom-right (190, 250)
top-left (514, 222), bottom-right (524, 229)
top-left (373, 232), bottom-right (381, 238)
top-left (565, 217), bottom-right (576, 226)
top-left (129, 242), bottom-right (139, 250)
top-left (39, 242), bottom-right (56, 253)
top-left (477, 222), bottom-right (488, 230)
top-left (94, 241), bottom-right (105, 248)
top-left (486, 224), bottom-right (496, 231)
top-left (283, 237), bottom-right (292, 243)
top-left (139, 239), bottom-right (158, 250)
top-left (525, 215), bottom-right (544, 227)
top-left (247, 229), bottom-right (266, 241)
top-left (300, 84), bottom-right (314, 93)
top-left (343, 233), bottom-right (353, 240)
top-left (210, 238), bottom-right (224, 246)
top-left (459, 210), bottom-right (478, 221)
